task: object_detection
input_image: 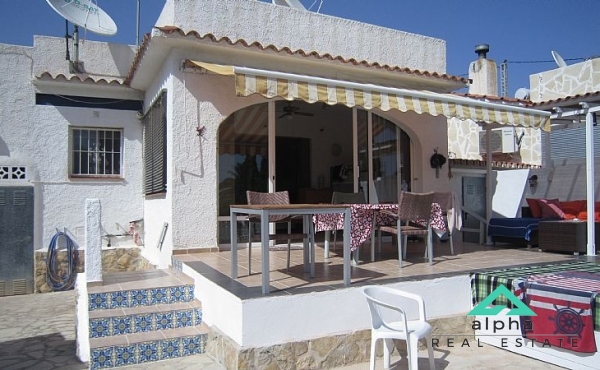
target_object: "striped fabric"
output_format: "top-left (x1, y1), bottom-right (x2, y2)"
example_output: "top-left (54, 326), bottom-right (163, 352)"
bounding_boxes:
top-left (234, 74), bottom-right (551, 130)
top-left (470, 261), bottom-right (600, 329)
top-left (186, 60), bottom-right (551, 130)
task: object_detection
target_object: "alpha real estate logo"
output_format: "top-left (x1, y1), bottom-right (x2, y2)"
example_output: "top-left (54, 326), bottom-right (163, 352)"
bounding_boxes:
top-left (430, 285), bottom-right (537, 349)
top-left (462, 284), bottom-right (586, 351)
top-left (468, 285), bottom-right (536, 316)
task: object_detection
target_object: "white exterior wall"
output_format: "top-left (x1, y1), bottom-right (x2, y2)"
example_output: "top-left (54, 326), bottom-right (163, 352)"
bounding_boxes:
top-left (187, 258), bottom-right (472, 348)
top-left (156, 0), bottom-right (447, 74)
top-left (141, 66), bottom-right (452, 256)
top-left (0, 38), bottom-right (143, 251)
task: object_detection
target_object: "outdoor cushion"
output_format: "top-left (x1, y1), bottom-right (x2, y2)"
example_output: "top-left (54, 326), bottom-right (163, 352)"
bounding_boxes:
top-left (577, 211), bottom-right (600, 222)
top-left (559, 200), bottom-right (586, 214)
top-left (538, 198), bottom-right (565, 219)
top-left (526, 198), bottom-right (542, 218)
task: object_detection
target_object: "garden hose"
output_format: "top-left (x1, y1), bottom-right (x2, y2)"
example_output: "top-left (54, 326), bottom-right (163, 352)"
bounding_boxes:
top-left (46, 231), bottom-right (79, 291)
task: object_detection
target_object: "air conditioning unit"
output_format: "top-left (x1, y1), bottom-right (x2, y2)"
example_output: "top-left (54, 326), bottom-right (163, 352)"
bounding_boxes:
top-left (479, 127), bottom-right (517, 154)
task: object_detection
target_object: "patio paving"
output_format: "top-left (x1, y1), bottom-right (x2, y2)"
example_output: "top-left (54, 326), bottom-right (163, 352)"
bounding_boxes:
top-left (0, 289), bottom-right (566, 369)
top-left (3, 236), bottom-right (589, 369)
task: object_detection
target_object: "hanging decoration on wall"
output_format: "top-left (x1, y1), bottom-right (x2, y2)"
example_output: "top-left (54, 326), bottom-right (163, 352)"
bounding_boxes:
top-left (430, 148), bottom-right (447, 179)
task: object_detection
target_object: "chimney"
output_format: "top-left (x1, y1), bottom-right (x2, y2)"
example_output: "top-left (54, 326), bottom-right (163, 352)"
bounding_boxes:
top-left (468, 44), bottom-right (498, 96)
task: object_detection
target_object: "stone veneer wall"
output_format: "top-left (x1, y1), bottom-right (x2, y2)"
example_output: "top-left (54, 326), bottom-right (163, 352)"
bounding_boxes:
top-left (447, 118), bottom-right (542, 166)
top-left (206, 315), bottom-right (474, 369)
top-left (530, 59), bottom-right (600, 102)
top-left (34, 247), bottom-right (153, 293)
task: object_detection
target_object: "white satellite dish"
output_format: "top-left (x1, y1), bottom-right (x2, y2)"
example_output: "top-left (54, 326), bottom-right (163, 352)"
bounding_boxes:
top-left (272, 0), bottom-right (307, 10)
top-left (551, 50), bottom-right (567, 68)
top-left (46, 0), bottom-right (117, 36)
top-left (514, 87), bottom-right (530, 100)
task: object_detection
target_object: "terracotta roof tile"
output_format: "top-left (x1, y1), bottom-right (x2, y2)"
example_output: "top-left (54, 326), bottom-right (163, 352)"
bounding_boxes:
top-left (530, 91), bottom-right (600, 108)
top-left (35, 72), bottom-right (126, 86)
top-left (450, 158), bottom-right (541, 170)
top-left (125, 26), bottom-right (469, 86)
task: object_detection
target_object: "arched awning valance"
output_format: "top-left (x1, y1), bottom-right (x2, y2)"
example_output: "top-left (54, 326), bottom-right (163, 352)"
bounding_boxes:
top-left (185, 60), bottom-right (551, 131)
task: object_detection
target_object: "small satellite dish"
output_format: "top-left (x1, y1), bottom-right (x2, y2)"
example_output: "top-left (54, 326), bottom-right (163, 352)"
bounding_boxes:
top-left (514, 87), bottom-right (530, 100)
top-left (272, 0), bottom-right (307, 10)
top-left (46, 0), bottom-right (117, 36)
top-left (551, 50), bottom-right (567, 68)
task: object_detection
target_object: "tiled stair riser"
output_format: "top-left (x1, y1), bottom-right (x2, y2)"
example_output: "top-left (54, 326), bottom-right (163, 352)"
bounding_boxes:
top-left (89, 308), bottom-right (202, 338)
top-left (88, 285), bottom-right (195, 311)
top-left (88, 283), bottom-right (207, 370)
top-left (91, 335), bottom-right (206, 369)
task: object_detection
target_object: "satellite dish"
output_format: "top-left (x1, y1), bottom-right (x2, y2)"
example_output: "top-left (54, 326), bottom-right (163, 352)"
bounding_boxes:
top-left (46, 0), bottom-right (117, 36)
top-left (272, 0), bottom-right (307, 10)
top-left (514, 87), bottom-right (530, 100)
top-left (551, 50), bottom-right (567, 68)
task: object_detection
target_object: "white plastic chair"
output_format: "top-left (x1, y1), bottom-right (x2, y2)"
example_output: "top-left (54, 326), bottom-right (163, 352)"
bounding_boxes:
top-left (362, 286), bottom-right (435, 370)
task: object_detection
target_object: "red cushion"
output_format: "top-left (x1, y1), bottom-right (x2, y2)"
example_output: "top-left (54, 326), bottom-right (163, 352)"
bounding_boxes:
top-left (578, 211), bottom-right (600, 221)
top-left (538, 198), bottom-right (565, 219)
top-left (526, 198), bottom-right (542, 218)
top-left (560, 206), bottom-right (580, 220)
top-left (560, 200), bottom-right (585, 214)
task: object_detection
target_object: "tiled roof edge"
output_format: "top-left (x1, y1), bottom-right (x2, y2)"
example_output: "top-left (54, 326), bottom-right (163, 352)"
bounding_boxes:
top-left (125, 26), bottom-right (469, 86)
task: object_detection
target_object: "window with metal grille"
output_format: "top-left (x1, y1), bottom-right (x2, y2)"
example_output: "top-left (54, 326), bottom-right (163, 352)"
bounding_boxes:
top-left (143, 91), bottom-right (167, 195)
top-left (71, 128), bottom-right (122, 177)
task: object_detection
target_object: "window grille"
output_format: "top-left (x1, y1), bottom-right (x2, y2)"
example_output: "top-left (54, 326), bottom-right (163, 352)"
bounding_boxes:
top-left (71, 128), bottom-right (122, 177)
top-left (143, 91), bottom-right (167, 195)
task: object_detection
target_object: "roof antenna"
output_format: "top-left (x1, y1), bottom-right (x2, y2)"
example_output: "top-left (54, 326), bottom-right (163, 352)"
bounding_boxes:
top-left (64, 19), bottom-right (71, 61)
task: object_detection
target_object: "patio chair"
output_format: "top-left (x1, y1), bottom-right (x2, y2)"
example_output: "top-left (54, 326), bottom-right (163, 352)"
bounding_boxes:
top-left (375, 191), bottom-right (435, 268)
top-left (362, 285), bottom-right (435, 370)
top-left (330, 191), bottom-right (366, 250)
top-left (246, 190), bottom-right (304, 272)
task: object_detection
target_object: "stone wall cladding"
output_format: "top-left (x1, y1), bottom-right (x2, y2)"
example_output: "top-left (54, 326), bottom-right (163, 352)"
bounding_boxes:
top-left (207, 315), bottom-right (474, 369)
top-left (34, 247), bottom-right (153, 293)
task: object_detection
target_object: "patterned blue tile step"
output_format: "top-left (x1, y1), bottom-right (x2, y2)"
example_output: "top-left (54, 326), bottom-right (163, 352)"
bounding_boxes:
top-left (89, 301), bottom-right (203, 338)
top-left (88, 284), bottom-right (195, 311)
top-left (90, 333), bottom-right (207, 369)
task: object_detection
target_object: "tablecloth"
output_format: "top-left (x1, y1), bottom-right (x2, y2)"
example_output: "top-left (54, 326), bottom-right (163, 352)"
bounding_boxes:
top-left (313, 203), bottom-right (446, 251)
top-left (523, 271), bottom-right (600, 353)
top-left (470, 261), bottom-right (600, 330)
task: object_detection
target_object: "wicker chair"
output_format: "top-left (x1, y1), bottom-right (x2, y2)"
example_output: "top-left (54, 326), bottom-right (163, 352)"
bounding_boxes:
top-left (246, 190), bottom-right (303, 272)
top-left (376, 191), bottom-right (435, 268)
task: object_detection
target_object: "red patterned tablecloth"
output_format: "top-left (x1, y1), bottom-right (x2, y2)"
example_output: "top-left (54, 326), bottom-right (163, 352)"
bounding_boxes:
top-left (313, 203), bottom-right (446, 251)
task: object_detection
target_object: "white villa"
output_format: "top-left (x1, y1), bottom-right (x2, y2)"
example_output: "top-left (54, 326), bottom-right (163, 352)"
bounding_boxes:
top-left (1, 0), bottom-right (599, 369)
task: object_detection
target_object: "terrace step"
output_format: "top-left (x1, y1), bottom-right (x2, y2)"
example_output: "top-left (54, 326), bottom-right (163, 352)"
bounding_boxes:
top-left (89, 300), bottom-right (203, 338)
top-left (86, 270), bottom-right (207, 369)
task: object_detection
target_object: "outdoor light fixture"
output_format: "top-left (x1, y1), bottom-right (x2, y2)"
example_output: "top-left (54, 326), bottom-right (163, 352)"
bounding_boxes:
top-left (528, 175), bottom-right (538, 189)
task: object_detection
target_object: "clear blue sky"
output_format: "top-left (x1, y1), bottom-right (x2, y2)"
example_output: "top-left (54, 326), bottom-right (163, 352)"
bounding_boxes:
top-left (1, 0), bottom-right (598, 96)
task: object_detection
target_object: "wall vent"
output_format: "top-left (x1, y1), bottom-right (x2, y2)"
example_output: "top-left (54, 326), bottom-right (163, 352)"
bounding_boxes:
top-left (0, 281), bottom-right (5, 296)
top-left (0, 166), bottom-right (27, 180)
top-left (12, 279), bottom-right (27, 295)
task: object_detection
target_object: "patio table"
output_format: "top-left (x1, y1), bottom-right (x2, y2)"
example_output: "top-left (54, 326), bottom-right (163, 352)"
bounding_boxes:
top-left (230, 203), bottom-right (351, 294)
top-left (313, 203), bottom-right (447, 261)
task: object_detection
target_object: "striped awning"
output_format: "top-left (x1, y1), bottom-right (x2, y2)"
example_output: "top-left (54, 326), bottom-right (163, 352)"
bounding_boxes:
top-left (186, 60), bottom-right (551, 131)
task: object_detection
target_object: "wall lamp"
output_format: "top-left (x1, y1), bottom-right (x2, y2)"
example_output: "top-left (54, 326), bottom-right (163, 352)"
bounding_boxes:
top-left (528, 175), bottom-right (538, 189)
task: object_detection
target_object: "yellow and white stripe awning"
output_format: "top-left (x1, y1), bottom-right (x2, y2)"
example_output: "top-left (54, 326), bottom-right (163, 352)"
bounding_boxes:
top-left (187, 60), bottom-right (551, 131)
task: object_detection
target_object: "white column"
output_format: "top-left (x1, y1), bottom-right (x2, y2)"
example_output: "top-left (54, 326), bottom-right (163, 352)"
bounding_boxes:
top-left (585, 111), bottom-right (596, 256)
top-left (85, 199), bottom-right (103, 284)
